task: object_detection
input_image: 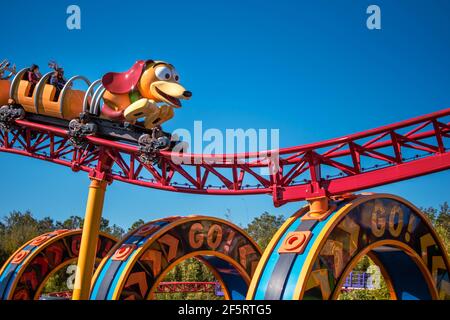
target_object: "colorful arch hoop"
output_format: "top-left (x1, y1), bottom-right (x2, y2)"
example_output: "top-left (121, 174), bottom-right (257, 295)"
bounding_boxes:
top-left (90, 216), bottom-right (262, 300)
top-left (0, 229), bottom-right (117, 300)
top-left (247, 194), bottom-right (450, 300)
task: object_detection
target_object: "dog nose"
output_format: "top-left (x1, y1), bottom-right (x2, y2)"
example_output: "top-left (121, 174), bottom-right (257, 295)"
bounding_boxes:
top-left (183, 91), bottom-right (192, 98)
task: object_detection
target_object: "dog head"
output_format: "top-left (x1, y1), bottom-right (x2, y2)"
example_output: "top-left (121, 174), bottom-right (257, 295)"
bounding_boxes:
top-left (102, 60), bottom-right (191, 108)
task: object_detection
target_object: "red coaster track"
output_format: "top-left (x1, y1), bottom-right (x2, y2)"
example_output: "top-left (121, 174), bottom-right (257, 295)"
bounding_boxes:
top-left (1, 108), bottom-right (449, 207)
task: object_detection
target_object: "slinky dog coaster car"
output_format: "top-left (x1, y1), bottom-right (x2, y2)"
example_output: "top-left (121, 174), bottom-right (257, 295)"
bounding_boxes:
top-left (102, 60), bottom-right (192, 129)
top-left (0, 59), bottom-right (191, 156)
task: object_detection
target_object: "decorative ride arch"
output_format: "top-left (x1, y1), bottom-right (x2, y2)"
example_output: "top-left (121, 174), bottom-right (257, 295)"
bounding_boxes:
top-left (90, 216), bottom-right (262, 300)
top-left (0, 229), bottom-right (117, 300)
top-left (247, 194), bottom-right (450, 300)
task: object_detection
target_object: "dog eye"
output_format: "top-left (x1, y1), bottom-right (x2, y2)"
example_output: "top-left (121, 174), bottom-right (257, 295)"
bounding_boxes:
top-left (172, 70), bottom-right (180, 82)
top-left (155, 66), bottom-right (172, 80)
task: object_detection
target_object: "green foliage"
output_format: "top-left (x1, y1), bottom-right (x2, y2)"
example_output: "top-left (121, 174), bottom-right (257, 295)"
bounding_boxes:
top-left (55, 215), bottom-right (83, 229)
top-left (41, 264), bottom-right (74, 294)
top-left (56, 216), bottom-right (125, 239)
top-left (245, 212), bottom-right (285, 250)
top-left (352, 255), bottom-right (370, 271)
top-left (102, 221), bottom-right (126, 239)
top-left (128, 219), bottom-right (145, 232)
top-left (421, 206), bottom-right (438, 222)
top-left (436, 202), bottom-right (450, 229)
top-left (421, 201), bottom-right (450, 254)
top-left (0, 211), bottom-right (54, 265)
top-left (338, 279), bottom-right (391, 300)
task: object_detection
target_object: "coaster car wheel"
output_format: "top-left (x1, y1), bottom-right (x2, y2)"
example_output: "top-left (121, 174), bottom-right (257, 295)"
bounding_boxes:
top-left (0, 104), bottom-right (25, 131)
top-left (68, 118), bottom-right (98, 148)
top-left (137, 129), bottom-right (171, 164)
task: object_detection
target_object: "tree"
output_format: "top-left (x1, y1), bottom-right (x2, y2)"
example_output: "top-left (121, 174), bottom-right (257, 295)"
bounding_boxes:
top-left (55, 215), bottom-right (125, 239)
top-left (108, 224), bottom-right (126, 239)
top-left (421, 202), bottom-right (450, 254)
top-left (421, 206), bottom-right (437, 223)
top-left (436, 202), bottom-right (450, 230)
top-left (129, 219), bottom-right (145, 232)
top-left (245, 212), bottom-right (285, 250)
top-left (55, 215), bottom-right (83, 229)
top-left (434, 202), bottom-right (450, 254)
top-left (0, 211), bottom-right (55, 265)
top-left (99, 217), bottom-right (125, 239)
top-left (353, 255), bottom-right (370, 271)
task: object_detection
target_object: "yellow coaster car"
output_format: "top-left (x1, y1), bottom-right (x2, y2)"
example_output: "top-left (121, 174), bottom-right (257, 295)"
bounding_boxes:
top-left (11, 68), bottom-right (88, 120)
top-left (0, 80), bottom-right (9, 106)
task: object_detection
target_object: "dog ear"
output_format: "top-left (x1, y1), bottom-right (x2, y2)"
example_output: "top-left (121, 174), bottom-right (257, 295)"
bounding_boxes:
top-left (102, 60), bottom-right (147, 94)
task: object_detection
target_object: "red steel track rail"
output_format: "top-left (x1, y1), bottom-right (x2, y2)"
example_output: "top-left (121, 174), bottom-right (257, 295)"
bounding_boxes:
top-left (1, 108), bottom-right (449, 206)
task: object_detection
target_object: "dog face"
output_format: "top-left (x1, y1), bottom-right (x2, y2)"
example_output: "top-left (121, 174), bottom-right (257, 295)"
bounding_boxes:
top-left (137, 62), bottom-right (191, 108)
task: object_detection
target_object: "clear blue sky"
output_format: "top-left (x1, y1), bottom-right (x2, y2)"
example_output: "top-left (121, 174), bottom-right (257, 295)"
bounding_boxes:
top-left (0, 0), bottom-right (449, 230)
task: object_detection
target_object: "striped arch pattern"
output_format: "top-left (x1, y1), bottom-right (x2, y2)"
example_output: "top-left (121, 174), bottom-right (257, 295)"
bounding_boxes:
top-left (0, 229), bottom-right (117, 300)
top-left (90, 216), bottom-right (262, 300)
top-left (247, 194), bottom-right (450, 300)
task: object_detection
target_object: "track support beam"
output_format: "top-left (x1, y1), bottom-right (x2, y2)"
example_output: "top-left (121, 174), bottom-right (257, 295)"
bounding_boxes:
top-left (307, 196), bottom-right (329, 216)
top-left (72, 178), bottom-right (108, 300)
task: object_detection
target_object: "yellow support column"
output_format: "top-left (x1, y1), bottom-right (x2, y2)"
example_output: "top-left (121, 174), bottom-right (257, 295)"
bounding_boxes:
top-left (72, 178), bottom-right (108, 300)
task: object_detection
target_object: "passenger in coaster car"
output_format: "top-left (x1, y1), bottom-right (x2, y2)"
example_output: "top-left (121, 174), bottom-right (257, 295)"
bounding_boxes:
top-left (101, 59), bottom-right (192, 129)
top-left (48, 61), bottom-right (68, 100)
top-left (24, 64), bottom-right (41, 95)
top-left (26, 64), bottom-right (41, 83)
